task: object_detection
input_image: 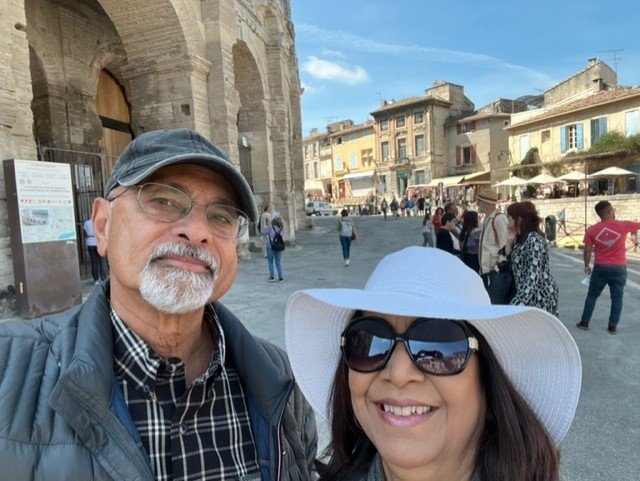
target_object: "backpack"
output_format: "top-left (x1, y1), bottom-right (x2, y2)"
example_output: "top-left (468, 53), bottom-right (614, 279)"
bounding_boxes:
top-left (270, 228), bottom-right (285, 252)
top-left (340, 219), bottom-right (354, 237)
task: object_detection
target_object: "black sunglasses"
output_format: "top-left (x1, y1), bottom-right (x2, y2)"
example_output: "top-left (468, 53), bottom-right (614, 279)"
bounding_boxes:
top-left (340, 316), bottom-right (479, 376)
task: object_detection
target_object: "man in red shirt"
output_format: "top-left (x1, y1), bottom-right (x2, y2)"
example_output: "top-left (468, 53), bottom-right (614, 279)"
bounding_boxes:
top-left (577, 201), bottom-right (640, 334)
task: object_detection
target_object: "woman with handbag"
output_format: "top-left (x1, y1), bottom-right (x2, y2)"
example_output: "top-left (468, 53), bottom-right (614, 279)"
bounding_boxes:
top-left (337, 209), bottom-right (357, 266)
top-left (506, 201), bottom-right (559, 315)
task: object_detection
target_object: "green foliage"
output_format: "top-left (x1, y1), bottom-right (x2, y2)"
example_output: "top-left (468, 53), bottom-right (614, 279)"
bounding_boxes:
top-left (521, 147), bottom-right (539, 165)
top-left (589, 132), bottom-right (640, 154)
top-left (519, 147), bottom-right (540, 178)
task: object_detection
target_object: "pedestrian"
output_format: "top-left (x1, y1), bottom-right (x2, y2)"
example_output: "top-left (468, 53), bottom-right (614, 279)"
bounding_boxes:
top-left (577, 201), bottom-right (640, 334)
top-left (421, 212), bottom-right (434, 247)
top-left (259, 204), bottom-right (272, 258)
top-left (417, 195), bottom-right (425, 215)
top-left (399, 197), bottom-right (406, 217)
top-left (477, 188), bottom-right (510, 304)
top-left (506, 201), bottom-right (559, 315)
top-left (0, 129), bottom-right (317, 481)
top-left (285, 247), bottom-right (581, 481)
top-left (459, 210), bottom-right (481, 273)
top-left (83, 217), bottom-right (108, 284)
top-left (436, 212), bottom-right (461, 255)
top-left (444, 201), bottom-right (462, 238)
top-left (380, 197), bottom-right (388, 220)
top-left (432, 206), bottom-right (444, 233)
top-left (337, 208), bottom-right (356, 266)
top-left (390, 196), bottom-right (399, 219)
top-left (262, 213), bottom-right (286, 282)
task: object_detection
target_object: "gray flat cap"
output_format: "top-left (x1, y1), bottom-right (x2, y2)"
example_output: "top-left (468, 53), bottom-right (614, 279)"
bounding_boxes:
top-left (104, 128), bottom-right (258, 223)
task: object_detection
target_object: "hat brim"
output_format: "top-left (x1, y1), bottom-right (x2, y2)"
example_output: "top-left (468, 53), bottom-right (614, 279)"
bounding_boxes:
top-left (285, 288), bottom-right (581, 446)
top-left (108, 153), bottom-right (259, 223)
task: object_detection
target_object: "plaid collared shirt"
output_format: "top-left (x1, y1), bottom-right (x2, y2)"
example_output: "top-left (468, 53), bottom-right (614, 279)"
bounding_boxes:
top-left (111, 305), bottom-right (260, 481)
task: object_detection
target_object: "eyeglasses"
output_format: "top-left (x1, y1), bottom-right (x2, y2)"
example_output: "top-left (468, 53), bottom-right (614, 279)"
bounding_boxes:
top-left (109, 183), bottom-right (249, 239)
top-left (340, 316), bottom-right (479, 376)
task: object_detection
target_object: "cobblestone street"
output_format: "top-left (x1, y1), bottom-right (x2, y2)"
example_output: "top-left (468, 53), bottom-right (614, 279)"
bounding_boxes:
top-left (224, 214), bottom-right (640, 481)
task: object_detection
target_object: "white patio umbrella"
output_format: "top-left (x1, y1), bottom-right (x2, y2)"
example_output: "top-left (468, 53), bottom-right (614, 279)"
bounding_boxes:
top-left (588, 166), bottom-right (636, 194)
top-left (527, 173), bottom-right (560, 184)
top-left (492, 176), bottom-right (528, 187)
top-left (587, 166), bottom-right (637, 179)
top-left (557, 171), bottom-right (585, 181)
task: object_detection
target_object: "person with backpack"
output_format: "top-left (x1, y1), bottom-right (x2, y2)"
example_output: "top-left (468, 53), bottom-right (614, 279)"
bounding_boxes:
top-left (337, 209), bottom-right (356, 266)
top-left (262, 213), bottom-right (286, 282)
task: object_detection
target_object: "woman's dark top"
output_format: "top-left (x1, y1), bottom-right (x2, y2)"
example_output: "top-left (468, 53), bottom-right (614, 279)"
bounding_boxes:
top-left (436, 229), bottom-right (461, 256)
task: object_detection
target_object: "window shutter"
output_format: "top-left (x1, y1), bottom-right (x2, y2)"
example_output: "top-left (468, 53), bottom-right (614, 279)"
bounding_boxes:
top-left (456, 146), bottom-right (462, 166)
top-left (560, 126), bottom-right (567, 153)
top-left (457, 124), bottom-right (461, 135)
top-left (590, 119), bottom-right (598, 145)
top-left (471, 121), bottom-right (476, 132)
top-left (626, 111), bottom-right (640, 136)
top-left (471, 144), bottom-right (477, 164)
top-left (576, 123), bottom-right (584, 149)
top-left (600, 117), bottom-right (607, 136)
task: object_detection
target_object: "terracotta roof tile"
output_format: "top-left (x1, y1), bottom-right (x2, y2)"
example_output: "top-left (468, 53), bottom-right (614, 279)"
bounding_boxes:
top-left (507, 87), bottom-right (640, 129)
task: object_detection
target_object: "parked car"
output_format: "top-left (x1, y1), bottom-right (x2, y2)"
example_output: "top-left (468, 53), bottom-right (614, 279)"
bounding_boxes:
top-left (306, 201), bottom-right (338, 216)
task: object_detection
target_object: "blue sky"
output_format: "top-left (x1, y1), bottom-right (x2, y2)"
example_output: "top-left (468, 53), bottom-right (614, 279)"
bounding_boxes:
top-left (292, 0), bottom-right (640, 136)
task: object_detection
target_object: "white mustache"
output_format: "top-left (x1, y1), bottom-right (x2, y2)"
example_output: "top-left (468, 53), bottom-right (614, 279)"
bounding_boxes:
top-left (146, 243), bottom-right (217, 273)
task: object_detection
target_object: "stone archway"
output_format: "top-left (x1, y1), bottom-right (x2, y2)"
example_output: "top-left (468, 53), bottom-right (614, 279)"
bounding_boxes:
top-left (232, 41), bottom-right (271, 206)
top-left (96, 0), bottom-right (211, 135)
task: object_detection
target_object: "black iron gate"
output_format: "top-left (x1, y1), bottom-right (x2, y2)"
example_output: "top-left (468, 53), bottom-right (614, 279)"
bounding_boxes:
top-left (38, 145), bottom-right (106, 280)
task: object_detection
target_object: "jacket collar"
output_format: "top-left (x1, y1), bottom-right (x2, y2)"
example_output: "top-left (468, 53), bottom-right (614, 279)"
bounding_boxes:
top-left (49, 283), bottom-right (155, 481)
top-left (52, 282), bottom-right (115, 416)
top-left (212, 301), bottom-right (293, 424)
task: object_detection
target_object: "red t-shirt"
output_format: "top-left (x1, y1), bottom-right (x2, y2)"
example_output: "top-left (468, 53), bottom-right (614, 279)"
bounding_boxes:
top-left (584, 219), bottom-right (640, 265)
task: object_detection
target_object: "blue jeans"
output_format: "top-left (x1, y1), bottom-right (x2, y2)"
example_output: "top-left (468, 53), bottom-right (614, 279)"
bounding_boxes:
top-left (339, 235), bottom-right (352, 260)
top-left (266, 246), bottom-right (284, 280)
top-left (580, 264), bottom-right (627, 326)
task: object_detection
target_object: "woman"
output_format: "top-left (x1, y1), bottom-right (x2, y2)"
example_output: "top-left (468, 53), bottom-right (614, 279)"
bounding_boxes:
top-left (337, 209), bottom-right (356, 266)
top-left (262, 213), bottom-right (285, 282)
top-left (435, 212), bottom-right (461, 255)
top-left (432, 207), bottom-right (443, 233)
top-left (506, 201), bottom-right (559, 315)
top-left (285, 247), bottom-right (581, 481)
top-left (421, 212), bottom-right (434, 247)
top-left (459, 210), bottom-right (481, 272)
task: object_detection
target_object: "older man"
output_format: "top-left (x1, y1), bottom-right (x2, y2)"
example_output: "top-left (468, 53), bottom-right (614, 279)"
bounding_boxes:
top-left (0, 129), bottom-right (317, 481)
top-left (477, 188), bottom-right (509, 304)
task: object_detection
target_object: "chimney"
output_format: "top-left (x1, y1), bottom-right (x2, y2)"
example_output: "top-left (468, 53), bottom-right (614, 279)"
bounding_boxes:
top-left (592, 77), bottom-right (605, 91)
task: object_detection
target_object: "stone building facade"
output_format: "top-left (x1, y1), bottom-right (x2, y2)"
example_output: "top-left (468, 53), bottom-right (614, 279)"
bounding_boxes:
top-left (302, 128), bottom-right (333, 199)
top-left (0, 0), bottom-right (304, 292)
top-left (370, 82), bottom-right (475, 197)
top-left (445, 99), bottom-right (528, 187)
top-left (329, 120), bottom-right (376, 201)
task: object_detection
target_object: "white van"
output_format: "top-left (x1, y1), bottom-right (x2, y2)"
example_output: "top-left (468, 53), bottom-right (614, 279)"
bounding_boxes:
top-left (306, 201), bottom-right (338, 216)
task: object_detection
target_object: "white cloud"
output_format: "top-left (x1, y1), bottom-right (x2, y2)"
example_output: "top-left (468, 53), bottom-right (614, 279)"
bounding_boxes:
top-left (298, 24), bottom-right (554, 87)
top-left (300, 82), bottom-right (324, 94)
top-left (320, 48), bottom-right (346, 58)
top-left (302, 56), bottom-right (371, 85)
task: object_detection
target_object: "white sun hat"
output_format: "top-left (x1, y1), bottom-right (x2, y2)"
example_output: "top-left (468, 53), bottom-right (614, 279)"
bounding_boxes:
top-left (285, 246), bottom-right (581, 446)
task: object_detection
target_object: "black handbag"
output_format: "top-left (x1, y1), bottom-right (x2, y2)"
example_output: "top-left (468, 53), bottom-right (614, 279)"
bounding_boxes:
top-left (484, 253), bottom-right (515, 305)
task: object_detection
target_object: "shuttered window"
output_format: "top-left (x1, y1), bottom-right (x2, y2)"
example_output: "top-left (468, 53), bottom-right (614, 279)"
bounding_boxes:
top-left (626, 110), bottom-right (640, 137)
top-left (519, 135), bottom-right (530, 160)
top-left (590, 117), bottom-right (608, 145)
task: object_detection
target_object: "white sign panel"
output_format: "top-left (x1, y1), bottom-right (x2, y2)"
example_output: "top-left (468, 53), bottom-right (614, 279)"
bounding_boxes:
top-left (14, 160), bottom-right (76, 244)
